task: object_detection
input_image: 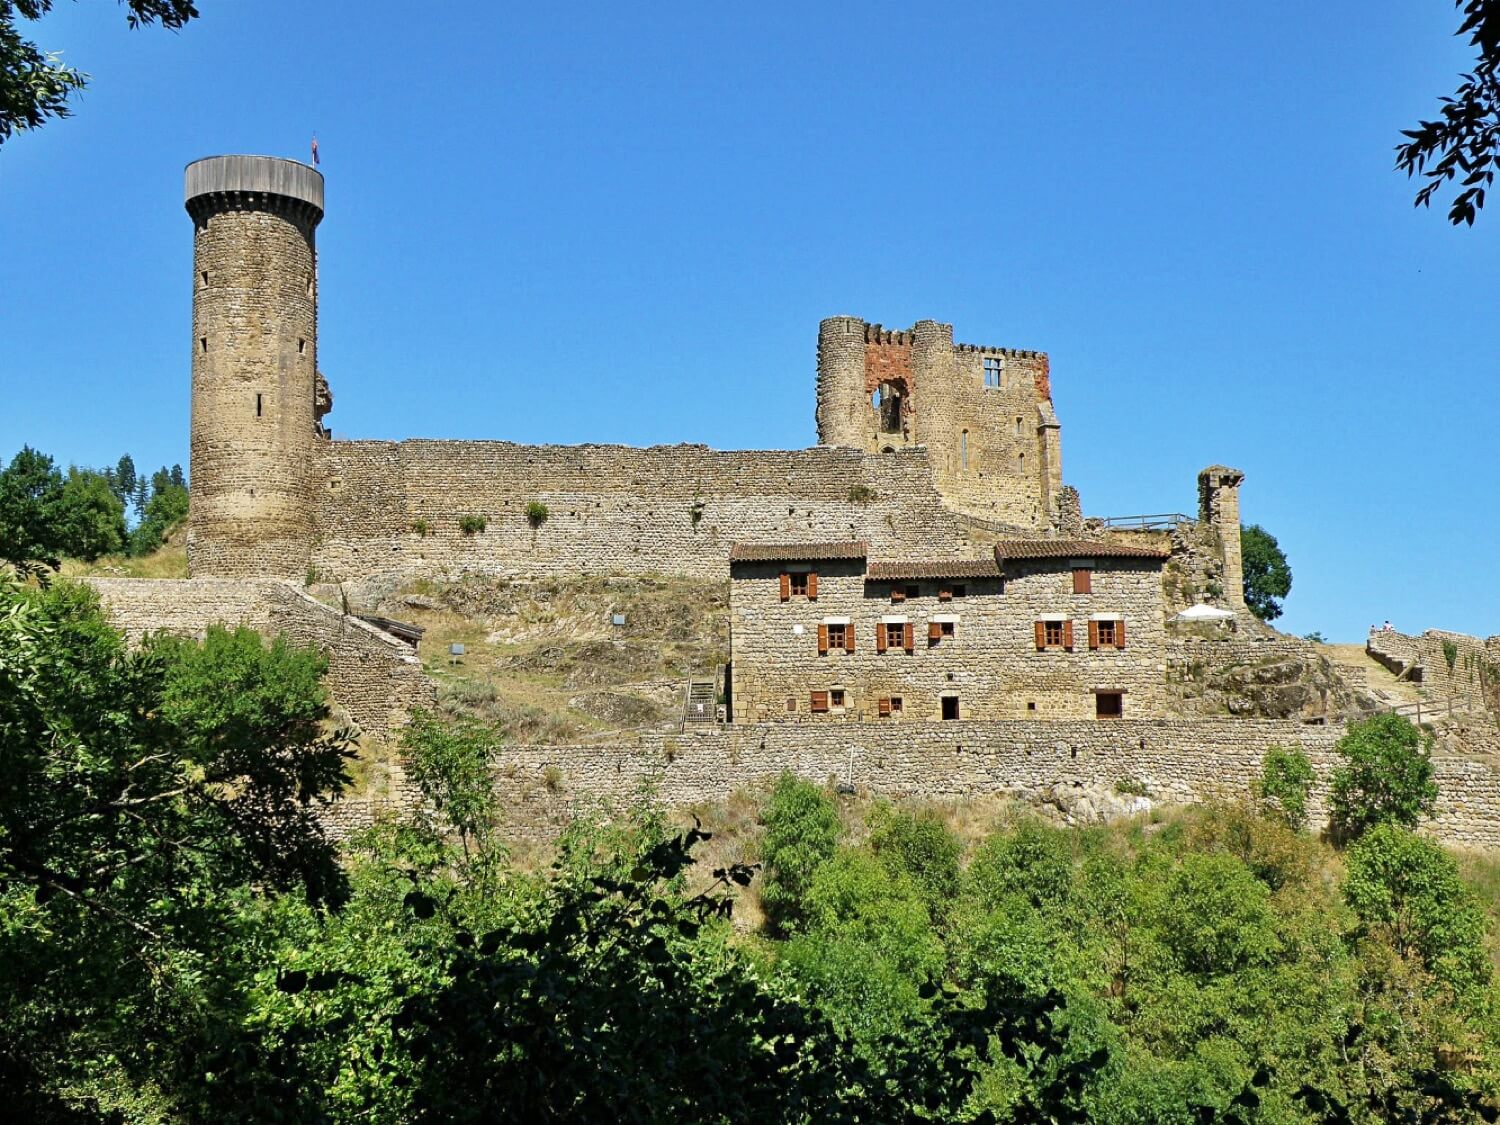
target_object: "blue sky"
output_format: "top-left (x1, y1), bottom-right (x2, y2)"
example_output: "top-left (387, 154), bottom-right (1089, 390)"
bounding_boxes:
top-left (2, 1), bottom-right (1495, 641)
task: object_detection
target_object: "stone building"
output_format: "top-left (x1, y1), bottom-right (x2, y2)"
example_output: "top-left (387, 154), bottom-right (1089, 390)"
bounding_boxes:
top-left (727, 538), bottom-right (1170, 723)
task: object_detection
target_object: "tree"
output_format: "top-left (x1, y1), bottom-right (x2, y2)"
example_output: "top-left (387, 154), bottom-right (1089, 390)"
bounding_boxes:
top-left (0, 1), bottom-right (200, 146)
top-left (128, 472), bottom-right (187, 555)
top-left (169, 462), bottom-right (186, 490)
top-left (1254, 745), bottom-right (1315, 830)
top-left (1239, 523), bottom-right (1291, 622)
top-left (1398, 1), bottom-right (1500, 225)
top-left (55, 466), bottom-right (126, 560)
top-left (758, 774), bottom-right (841, 933)
top-left (1328, 714), bottom-right (1438, 841)
top-left (0, 444), bottom-right (64, 578)
top-left (113, 453), bottom-right (137, 505)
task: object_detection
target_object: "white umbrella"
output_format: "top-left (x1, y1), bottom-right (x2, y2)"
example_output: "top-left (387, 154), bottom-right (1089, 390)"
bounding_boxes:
top-left (1173, 604), bottom-right (1235, 621)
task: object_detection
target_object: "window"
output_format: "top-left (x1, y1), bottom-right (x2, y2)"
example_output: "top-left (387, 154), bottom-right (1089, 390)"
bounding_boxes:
top-left (780, 571), bottom-right (818, 601)
top-left (928, 620), bottom-right (956, 644)
top-left (822, 623), bottom-right (848, 652)
top-left (960, 430), bottom-right (969, 470)
top-left (878, 695), bottom-right (904, 717)
top-left (890, 585), bottom-right (906, 603)
top-left (890, 696), bottom-right (903, 713)
top-left (255, 393), bottom-right (262, 418)
top-left (830, 689), bottom-right (846, 709)
top-left (810, 691), bottom-right (830, 714)
top-left (905, 584), bottom-right (919, 600)
top-left (1089, 619), bottom-right (1126, 650)
top-left (1072, 567), bottom-right (1092, 594)
top-left (876, 621), bottom-right (912, 653)
top-left (983, 356), bottom-right (1003, 388)
top-left (952, 585), bottom-right (966, 599)
top-left (200, 270), bottom-right (209, 286)
top-left (786, 696), bottom-right (797, 712)
top-left (1035, 619), bottom-right (1073, 650)
top-left (298, 338), bottom-right (306, 355)
top-left (1015, 416), bottom-right (1023, 436)
top-left (941, 696), bottom-right (960, 720)
top-left (1095, 692), bottom-right (1124, 720)
top-left (200, 337), bottom-right (208, 353)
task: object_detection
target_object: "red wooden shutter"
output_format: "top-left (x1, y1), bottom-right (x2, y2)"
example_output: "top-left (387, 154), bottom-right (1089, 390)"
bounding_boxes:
top-left (875, 625), bottom-right (887, 653)
top-left (1088, 620), bottom-right (1100, 650)
top-left (928, 621), bottom-right (942, 643)
top-left (903, 623), bottom-right (915, 652)
top-left (807, 572), bottom-right (818, 600)
top-left (1116, 619), bottom-right (1126, 649)
top-left (878, 697), bottom-right (892, 717)
top-left (1034, 621), bottom-right (1046, 650)
top-left (779, 572), bottom-right (790, 602)
top-left (817, 624), bottom-right (829, 655)
top-left (1063, 621), bottom-right (1075, 650)
top-left (845, 627), bottom-right (855, 653)
top-left (890, 586), bottom-right (906, 603)
top-left (938, 587), bottom-right (952, 602)
top-left (1073, 568), bottom-right (1092, 594)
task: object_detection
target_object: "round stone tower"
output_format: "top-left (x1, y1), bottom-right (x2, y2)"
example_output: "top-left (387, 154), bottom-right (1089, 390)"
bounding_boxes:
top-left (184, 155), bottom-right (324, 578)
top-left (815, 315), bottom-right (870, 448)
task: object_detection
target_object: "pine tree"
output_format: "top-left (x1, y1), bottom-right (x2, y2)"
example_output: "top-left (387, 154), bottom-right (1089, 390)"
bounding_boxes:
top-left (114, 454), bottom-right (137, 504)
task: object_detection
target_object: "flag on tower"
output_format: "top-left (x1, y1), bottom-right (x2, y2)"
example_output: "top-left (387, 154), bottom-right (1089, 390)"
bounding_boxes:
top-left (311, 135), bottom-right (320, 166)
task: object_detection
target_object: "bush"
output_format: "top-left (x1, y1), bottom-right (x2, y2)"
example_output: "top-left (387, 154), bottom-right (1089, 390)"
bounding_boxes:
top-left (1344, 825), bottom-right (1490, 990)
top-left (1254, 745), bottom-right (1315, 830)
top-left (967, 820), bottom-right (1074, 912)
top-left (866, 803), bottom-right (961, 919)
top-left (759, 774), bottom-right (841, 933)
top-left (411, 518), bottom-right (430, 536)
top-left (524, 501), bottom-right (549, 529)
top-left (1328, 714), bottom-right (1437, 841)
top-left (459, 515), bottom-right (487, 536)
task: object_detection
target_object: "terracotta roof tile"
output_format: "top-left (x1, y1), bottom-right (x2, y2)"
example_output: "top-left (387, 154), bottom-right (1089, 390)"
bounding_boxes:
top-left (994, 538), bottom-right (1171, 562)
top-left (729, 541), bottom-right (868, 563)
top-left (866, 558), bottom-right (1003, 580)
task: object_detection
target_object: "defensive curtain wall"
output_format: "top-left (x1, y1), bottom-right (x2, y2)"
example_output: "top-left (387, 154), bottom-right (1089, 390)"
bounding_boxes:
top-left (318, 718), bottom-right (1500, 851)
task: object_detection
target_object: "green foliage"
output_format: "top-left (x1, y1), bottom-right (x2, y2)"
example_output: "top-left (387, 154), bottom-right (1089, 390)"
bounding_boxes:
top-left (866, 801), bottom-right (962, 918)
top-left (1302, 630), bottom-right (1326, 643)
top-left (1329, 713), bottom-right (1438, 841)
top-left (411, 517), bottom-right (430, 536)
top-left (1254, 745), bottom-right (1315, 830)
top-left (402, 710), bottom-right (500, 854)
top-left (56, 466), bottom-right (127, 559)
top-left (1114, 775), bottom-right (1148, 797)
top-left (1239, 523), bottom-right (1292, 622)
top-left (846, 483), bottom-right (876, 505)
top-left (758, 773), bottom-right (840, 932)
top-left (0, 444), bottom-right (65, 577)
top-left (1443, 637), bottom-right (1460, 671)
top-left (459, 514), bottom-right (487, 535)
top-left (0, 1), bottom-right (200, 146)
top-left (127, 476), bottom-right (188, 556)
top-left (524, 500), bottom-right (549, 529)
top-left (968, 818), bottom-right (1075, 911)
top-left (1344, 825), bottom-right (1492, 991)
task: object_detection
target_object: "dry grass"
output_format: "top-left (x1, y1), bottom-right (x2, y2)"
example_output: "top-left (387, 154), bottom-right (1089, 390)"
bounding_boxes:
top-left (60, 528), bottom-right (188, 580)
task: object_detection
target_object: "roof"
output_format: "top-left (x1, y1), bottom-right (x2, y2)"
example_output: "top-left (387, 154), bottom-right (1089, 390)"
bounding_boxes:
top-left (355, 614), bottom-right (426, 646)
top-left (866, 558), bottom-right (1003, 580)
top-left (994, 539), bottom-right (1171, 562)
top-left (728, 541), bottom-right (868, 563)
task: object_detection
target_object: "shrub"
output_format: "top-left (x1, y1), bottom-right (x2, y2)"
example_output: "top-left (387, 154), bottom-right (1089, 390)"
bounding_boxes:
top-left (968, 820), bottom-right (1074, 911)
top-left (759, 774), bottom-right (841, 933)
top-left (542, 764), bottom-right (564, 791)
top-left (459, 515), bottom-right (487, 536)
top-left (1114, 775), bottom-right (1149, 797)
top-left (866, 803), bottom-right (961, 919)
top-left (411, 518), bottom-right (430, 536)
top-left (1254, 745), bottom-right (1315, 830)
top-left (846, 484), bottom-right (876, 505)
top-left (524, 501), bottom-right (549, 529)
top-left (1344, 825), bottom-right (1490, 990)
top-left (402, 711), bottom-right (499, 852)
top-left (1328, 714), bottom-right (1437, 841)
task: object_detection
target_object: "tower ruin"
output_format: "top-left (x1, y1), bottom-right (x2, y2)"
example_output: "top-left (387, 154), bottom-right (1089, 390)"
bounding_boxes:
top-left (184, 155), bottom-right (324, 578)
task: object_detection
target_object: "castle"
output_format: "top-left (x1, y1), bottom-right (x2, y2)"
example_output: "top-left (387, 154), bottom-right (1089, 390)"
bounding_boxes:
top-left (83, 153), bottom-right (1500, 849)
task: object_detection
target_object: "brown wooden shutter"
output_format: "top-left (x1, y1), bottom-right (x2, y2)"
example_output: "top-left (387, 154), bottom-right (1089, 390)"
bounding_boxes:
top-left (938, 587), bottom-right (952, 602)
top-left (1063, 620), bottom-right (1075, 650)
top-left (810, 690), bottom-right (829, 713)
top-left (1088, 620), bottom-right (1100, 650)
top-left (878, 697), bottom-right (892, 717)
top-left (817, 624), bottom-right (829, 655)
top-left (903, 623), bottom-right (915, 652)
top-left (807, 571), bottom-right (818, 600)
top-left (875, 625), bottom-right (887, 653)
top-left (1073, 568), bottom-right (1092, 594)
top-left (890, 586), bottom-right (906, 603)
top-left (779, 572), bottom-right (790, 602)
top-left (928, 621), bottom-right (942, 643)
top-left (1035, 621), bottom-right (1047, 651)
top-left (844, 626), bottom-right (855, 654)
top-left (1116, 618), bottom-right (1126, 649)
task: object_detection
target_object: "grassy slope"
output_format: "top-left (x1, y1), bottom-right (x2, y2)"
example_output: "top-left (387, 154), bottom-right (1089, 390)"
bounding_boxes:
top-left (59, 527), bottom-right (188, 579)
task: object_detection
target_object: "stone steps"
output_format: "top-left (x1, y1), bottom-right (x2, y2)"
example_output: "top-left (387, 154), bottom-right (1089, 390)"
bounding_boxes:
top-left (684, 677), bottom-right (718, 725)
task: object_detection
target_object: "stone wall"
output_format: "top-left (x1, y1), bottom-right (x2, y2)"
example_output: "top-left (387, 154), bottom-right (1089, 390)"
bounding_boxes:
top-left (322, 719), bottom-right (1500, 848)
top-left (729, 555), bottom-right (1167, 722)
top-left (1367, 627), bottom-right (1500, 714)
top-left (83, 578), bottom-right (434, 744)
top-left (307, 441), bottom-right (971, 582)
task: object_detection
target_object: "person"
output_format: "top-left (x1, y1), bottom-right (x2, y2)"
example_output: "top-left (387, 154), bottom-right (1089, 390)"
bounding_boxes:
top-left (1382, 620), bottom-right (1394, 631)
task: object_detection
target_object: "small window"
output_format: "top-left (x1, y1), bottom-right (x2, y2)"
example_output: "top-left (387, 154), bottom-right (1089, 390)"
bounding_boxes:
top-left (1015, 416), bottom-right (1023, 436)
top-left (200, 337), bottom-right (208, 353)
top-left (200, 270), bottom-right (209, 287)
top-left (1096, 619), bottom-right (1117, 648)
top-left (786, 696), bottom-right (797, 712)
top-left (1096, 692), bottom-right (1124, 720)
top-left (1072, 567), bottom-right (1092, 595)
top-left (983, 356), bottom-right (1003, 389)
top-left (941, 696), bottom-right (960, 720)
top-left (884, 622), bottom-right (905, 650)
top-left (830, 689), bottom-right (846, 709)
top-left (952, 585), bottom-right (966, 599)
top-left (790, 572), bottom-right (809, 597)
top-left (1018, 452), bottom-right (1025, 471)
top-left (929, 620), bottom-right (956, 645)
top-left (255, 393), bottom-right (262, 418)
top-left (960, 429), bottom-right (969, 470)
top-left (826, 623), bottom-right (847, 651)
top-left (905, 584), bottom-right (919, 600)
top-left (1027, 701), bottom-right (1037, 711)
top-left (890, 696), bottom-right (903, 713)
top-left (1044, 620), bottom-right (1065, 647)
top-left (298, 338), bottom-right (306, 355)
